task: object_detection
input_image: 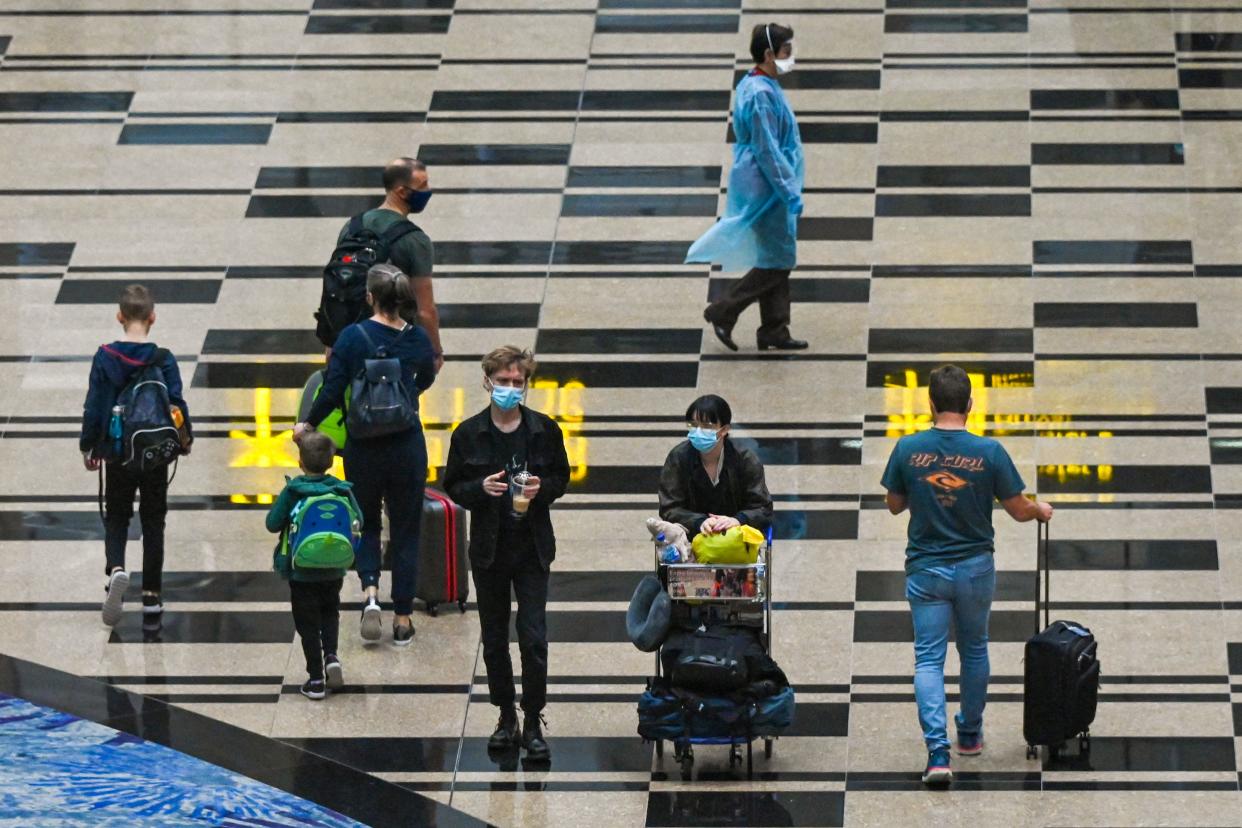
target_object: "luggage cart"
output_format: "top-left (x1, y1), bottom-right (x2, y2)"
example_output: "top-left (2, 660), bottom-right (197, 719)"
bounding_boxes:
top-left (651, 528), bottom-right (775, 780)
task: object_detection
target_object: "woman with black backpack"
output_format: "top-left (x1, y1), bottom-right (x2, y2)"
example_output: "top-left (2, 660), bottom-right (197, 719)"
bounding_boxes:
top-left (295, 263), bottom-right (438, 647)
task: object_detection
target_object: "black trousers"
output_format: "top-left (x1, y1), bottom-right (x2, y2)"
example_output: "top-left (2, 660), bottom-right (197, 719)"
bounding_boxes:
top-left (290, 579), bottom-right (342, 680)
top-left (473, 547), bottom-right (549, 713)
top-left (344, 428), bottom-right (427, 616)
top-left (705, 266), bottom-right (792, 342)
top-left (103, 462), bottom-right (169, 593)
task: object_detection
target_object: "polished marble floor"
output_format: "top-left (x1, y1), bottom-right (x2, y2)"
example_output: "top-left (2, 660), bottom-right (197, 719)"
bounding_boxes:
top-left (2, 0), bottom-right (1242, 826)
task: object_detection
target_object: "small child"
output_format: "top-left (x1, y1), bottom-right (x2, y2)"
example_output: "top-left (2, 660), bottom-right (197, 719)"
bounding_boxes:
top-left (80, 284), bottom-right (192, 626)
top-left (266, 431), bottom-right (360, 700)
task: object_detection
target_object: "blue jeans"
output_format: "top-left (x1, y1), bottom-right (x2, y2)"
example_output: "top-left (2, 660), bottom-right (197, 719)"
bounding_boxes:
top-left (905, 553), bottom-right (996, 751)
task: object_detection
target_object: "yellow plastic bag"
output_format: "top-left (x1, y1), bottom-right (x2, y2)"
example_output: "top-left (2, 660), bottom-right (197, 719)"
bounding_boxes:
top-left (692, 524), bottom-right (765, 564)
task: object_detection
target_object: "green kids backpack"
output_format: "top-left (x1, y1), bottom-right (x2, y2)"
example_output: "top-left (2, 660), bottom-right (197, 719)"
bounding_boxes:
top-left (284, 493), bottom-right (360, 570)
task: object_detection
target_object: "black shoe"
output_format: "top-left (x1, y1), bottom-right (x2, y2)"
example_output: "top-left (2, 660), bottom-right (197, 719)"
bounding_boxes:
top-left (757, 336), bottom-right (809, 351)
top-left (522, 712), bottom-right (550, 762)
top-left (392, 620), bottom-right (415, 647)
top-left (488, 706), bottom-right (521, 751)
top-left (324, 654), bottom-right (344, 690)
top-left (709, 322), bottom-right (739, 352)
top-left (300, 679), bottom-right (326, 701)
top-left (141, 592), bottom-right (163, 616)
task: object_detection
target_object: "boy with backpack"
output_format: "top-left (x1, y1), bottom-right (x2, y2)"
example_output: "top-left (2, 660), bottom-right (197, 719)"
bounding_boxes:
top-left (80, 284), bottom-right (192, 627)
top-left (266, 430), bottom-right (362, 700)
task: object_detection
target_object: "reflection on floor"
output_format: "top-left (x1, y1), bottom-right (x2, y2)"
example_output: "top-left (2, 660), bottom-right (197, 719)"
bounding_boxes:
top-left (2, 0), bottom-right (1242, 825)
top-left (0, 693), bottom-right (361, 827)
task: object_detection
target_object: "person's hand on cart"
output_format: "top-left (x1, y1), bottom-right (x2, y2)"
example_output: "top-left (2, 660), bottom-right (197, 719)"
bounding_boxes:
top-left (700, 514), bottom-right (741, 535)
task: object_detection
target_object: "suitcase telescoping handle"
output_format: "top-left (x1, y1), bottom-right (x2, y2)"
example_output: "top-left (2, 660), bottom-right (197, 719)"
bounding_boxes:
top-left (1035, 520), bottom-right (1051, 634)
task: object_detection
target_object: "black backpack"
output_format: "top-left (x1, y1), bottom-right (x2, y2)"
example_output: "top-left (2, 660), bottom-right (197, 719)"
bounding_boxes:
top-left (315, 213), bottom-right (419, 348)
top-left (346, 324), bottom-right (420, 440)
top-left (112, 348), bottom-right (182, 472)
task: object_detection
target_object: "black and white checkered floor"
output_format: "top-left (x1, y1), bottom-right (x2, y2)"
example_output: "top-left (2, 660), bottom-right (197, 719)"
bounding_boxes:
top-left (2, 1), bottom-right (1241, 825)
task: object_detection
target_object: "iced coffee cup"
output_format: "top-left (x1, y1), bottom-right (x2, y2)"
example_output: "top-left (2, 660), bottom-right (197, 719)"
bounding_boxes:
top-left (510, 470), bottom-right (532, 516)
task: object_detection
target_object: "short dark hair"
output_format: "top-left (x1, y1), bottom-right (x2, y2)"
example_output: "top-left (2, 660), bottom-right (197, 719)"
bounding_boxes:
top-left (750, 22), bottom-right (793, 63)
top-left (928, 365), bottom-right (972, 415)
top-left (119, 284), bottom-right (154, 322)
top-left (685, 394), bottom-right (732, 427)
top-left (299, 430), bottom-right (336, 475)
top-left (382, 157), bottom-right (426, 192)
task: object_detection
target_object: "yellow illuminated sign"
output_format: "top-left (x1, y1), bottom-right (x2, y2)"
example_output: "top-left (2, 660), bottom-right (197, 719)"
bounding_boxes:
top-left (228, 380), bottom-right (591, 499)
top-left (884, 369), bottom-right (994, 437)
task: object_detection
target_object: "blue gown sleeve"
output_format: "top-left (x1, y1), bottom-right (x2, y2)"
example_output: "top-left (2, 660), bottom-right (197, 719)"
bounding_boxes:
top-left (750, 99), bottom-right (801, 206)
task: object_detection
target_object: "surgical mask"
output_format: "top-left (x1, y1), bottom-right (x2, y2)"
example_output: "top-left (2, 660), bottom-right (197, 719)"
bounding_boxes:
top-left (406, 188), bottom-right (432, 213)
top-left (687, 427), bottom-right (719, 453)
top-left (766, 25), bottom-right (795, 75)
top-left (489, 383), bottom-right (523, 411)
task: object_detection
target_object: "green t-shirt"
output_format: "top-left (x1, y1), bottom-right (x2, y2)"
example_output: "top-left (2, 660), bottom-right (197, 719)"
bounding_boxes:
top-left (881, 428), bottom-right (1026, 574)
top-left (338, 208), bottom-right (434, 279)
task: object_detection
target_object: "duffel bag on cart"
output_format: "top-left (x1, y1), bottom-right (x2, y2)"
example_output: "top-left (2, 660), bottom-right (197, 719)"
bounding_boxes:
top-left (637, 681), bottom-right (796, 740)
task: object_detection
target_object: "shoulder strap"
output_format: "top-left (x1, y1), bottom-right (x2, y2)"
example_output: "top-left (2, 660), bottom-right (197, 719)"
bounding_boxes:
top-left (355, 323), bottom-right (378, 356)
top-left (147, 347), bottom-right (171, 368)
top-left (347, 213), bottom-right (366, 237)
top-left (378, 219), bottom-right (417, 248)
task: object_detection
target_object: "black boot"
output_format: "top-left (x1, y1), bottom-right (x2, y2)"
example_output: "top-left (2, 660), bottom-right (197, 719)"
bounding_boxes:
top-left (704, 308), bottom-right (738, 352)
top-left (757, 334), bottom-right (808, 351)
top-left (522, 711), bottom-right (551, 762)
top-left (488, 706), bottom-right (521, 751)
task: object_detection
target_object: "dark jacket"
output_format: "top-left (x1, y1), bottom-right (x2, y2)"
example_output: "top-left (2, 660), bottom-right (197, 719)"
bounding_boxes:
top-left (658, 438), bottom-right (773, 539)
top-left (443, 406), bottom-right (571, 571)
top-left (306, 319), bottom-right (437, 431)
top-left (266, 474), bottom-right (361, 582)
top-left (79, 341), bottom-right (193, 455)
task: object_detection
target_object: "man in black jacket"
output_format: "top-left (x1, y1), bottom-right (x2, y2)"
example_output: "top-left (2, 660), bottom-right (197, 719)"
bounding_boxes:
top-left (443, 346), bottom-right (570, 762)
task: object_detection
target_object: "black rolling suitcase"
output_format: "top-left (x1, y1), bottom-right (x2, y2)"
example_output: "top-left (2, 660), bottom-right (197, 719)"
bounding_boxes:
top-left (418, 488), bottom-right (469, 616)
top-left (1023, 522), bottom-right (1101, 758)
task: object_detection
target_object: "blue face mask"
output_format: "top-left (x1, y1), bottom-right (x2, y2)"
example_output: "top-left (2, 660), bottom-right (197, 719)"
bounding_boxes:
top-left (406, 189), bottom-right (432, 213)
top-left (490, 383), bottom-right (523, 411)
top-left (687, 427), bottom-right (719, 453)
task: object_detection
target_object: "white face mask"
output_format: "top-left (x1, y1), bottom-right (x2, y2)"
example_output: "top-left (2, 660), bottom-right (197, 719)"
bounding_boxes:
top-left (766, 25), bottom-right (795, 75)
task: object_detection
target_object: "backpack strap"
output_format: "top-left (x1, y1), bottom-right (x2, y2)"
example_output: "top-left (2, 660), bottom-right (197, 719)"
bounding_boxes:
top-left (347, 213), bottom-right (366, 237)
top-left (355, 323), bottom-right (379, 356)
top-left (147, 347), bottom-right (171, 368)
top-left (378, 219), bottom-right (418, 250)
top-left (356, 322), bottom-right (411, 359)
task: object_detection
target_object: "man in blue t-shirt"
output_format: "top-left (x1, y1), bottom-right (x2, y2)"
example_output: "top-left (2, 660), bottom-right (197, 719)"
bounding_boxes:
top-left (881, 364), bottom-right (1052, 786)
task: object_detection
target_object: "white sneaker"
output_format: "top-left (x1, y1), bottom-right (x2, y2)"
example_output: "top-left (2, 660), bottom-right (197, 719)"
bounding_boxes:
top-left (360, 597), bottom-right (382, 642)
top-left (102, 570), bottom-right (129, 627)
top-left (324, 655), bottom-right (344, 690)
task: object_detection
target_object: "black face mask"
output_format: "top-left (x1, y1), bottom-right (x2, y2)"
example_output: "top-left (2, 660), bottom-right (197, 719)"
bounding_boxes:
top-left (406, 188), bottom-right (433, 213)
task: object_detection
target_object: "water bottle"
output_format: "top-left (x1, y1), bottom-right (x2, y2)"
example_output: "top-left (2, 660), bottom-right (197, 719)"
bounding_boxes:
top-left (109, 405), bottom-right (124, 459)
top-left (657, 532), bottom-right (680, 564)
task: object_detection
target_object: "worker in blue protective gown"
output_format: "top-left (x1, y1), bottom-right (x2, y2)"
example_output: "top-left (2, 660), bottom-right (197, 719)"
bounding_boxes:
top-left (690, 23), bottom-right (808, 352)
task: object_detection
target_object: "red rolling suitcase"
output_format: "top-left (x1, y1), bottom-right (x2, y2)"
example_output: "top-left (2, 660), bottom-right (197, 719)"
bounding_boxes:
top-left (418, 488), bottom-right (469, 616)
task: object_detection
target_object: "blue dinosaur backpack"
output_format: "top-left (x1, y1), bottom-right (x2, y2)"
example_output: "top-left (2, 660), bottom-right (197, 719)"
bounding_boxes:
top-left (285, 493), bottom-right (360, 570)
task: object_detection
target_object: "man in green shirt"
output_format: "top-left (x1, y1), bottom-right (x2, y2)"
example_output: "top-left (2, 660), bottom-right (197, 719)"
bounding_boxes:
top-left (324, 157), bottom-right (444, 372)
